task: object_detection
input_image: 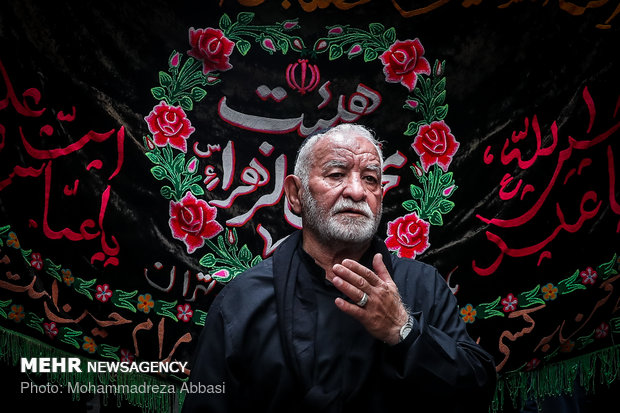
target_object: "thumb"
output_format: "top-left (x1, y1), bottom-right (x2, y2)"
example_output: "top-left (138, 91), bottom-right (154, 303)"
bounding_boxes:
top-left (372, 253), bottom-right (391, 282)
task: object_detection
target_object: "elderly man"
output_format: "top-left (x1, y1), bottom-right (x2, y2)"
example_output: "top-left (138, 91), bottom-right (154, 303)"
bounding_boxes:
top-left (182, 124), bottom-right (496, 412)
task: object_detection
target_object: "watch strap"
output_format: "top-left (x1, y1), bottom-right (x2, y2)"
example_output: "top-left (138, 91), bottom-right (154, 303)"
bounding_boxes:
top-left (398, 314), bottom-right (414, 342)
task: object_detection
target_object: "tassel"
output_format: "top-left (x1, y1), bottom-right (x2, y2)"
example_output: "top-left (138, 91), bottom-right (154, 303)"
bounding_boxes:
top-left (492, 344), bottom-right (620, 412)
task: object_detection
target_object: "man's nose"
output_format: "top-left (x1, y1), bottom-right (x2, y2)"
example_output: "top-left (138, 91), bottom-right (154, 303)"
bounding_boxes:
top-left (342, 174), bottom-right (366, 201)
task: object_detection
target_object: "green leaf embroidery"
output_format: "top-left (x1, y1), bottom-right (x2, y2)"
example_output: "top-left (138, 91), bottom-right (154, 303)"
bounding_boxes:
top-left (363, 48), bottom-right (378, 62)
top-left (179, 95), bottom-right (193, 111)
top-left (219, 14), bottom-right (233, 31)
top-left (368, 22), bottom-right (385, 35)
top-left (160, 186), bottom-right (174, 199)
top-left (190, 184), bottom-right (204, 196)
top-left (193, 310), bottom-right (208, 326)
top-left (438, 199), bottom-right (455, 214)
top-left (476, 297), bottom-right (505, 319)
top-left (410, 184), bottom-right (424, 200)
top-left (517, 284), bottom-right (545, 307)
top-left (190, 87), bottom-right (207, 102)
top-left (382, 27), bottom-right (396, 44)
top-left (404, 121), bottom-right (421, 136)
top-left (59, 327), bottom-right (82, 349)
top-left (73, 278), bottom-right (97, 300)
top-left (111, 290), bottom-right (138, 313)
top-left (236, 39), bottom-right (252, 56)
top-left (98, 344), bottom-right (120, 361)
top-left (155, 300), bottom-right (178, 321)
top-left (402, 200), bottom-right (420, 213)
top-left (159, 71), bottom-right (173, 87)
top-left (557, 270), bottom-right (587, 294)
top-left (329, 44), bottom-right (344, 60)
top-left (151, 86), bottom-right (166, 101)
top-left (429, 210), bottom-right (443, 226)
top-left (598, 253), bottom-right (618, 279)
top-left (0, 299), bottom-right (11, 319)
top-left (150, 166), bottom-right (168, 181)
top-left (200, 253), bottom-right (217, 267)
top-left (237, 12), bottom-right (254, 25)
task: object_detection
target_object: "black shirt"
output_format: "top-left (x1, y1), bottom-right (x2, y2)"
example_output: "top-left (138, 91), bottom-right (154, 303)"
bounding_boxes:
top-left (182, 231), bottom-right (496, 412)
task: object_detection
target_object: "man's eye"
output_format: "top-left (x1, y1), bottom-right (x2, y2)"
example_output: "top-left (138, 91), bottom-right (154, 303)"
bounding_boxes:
top-left (363, 175), bottom-right (379, 184)
top-left (328, 173), bottom-right (344, 179)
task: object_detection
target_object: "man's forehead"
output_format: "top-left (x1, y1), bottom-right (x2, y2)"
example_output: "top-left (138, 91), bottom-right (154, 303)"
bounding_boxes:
top-left (313, 133), bottom-right (380, 163)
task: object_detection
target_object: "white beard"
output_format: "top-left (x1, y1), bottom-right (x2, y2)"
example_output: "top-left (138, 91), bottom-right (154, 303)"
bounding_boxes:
top-left (301, 189), bottom-right (382, 245)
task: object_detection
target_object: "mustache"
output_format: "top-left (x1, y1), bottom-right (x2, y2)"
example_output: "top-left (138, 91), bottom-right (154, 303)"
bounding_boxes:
top-left (330, 198), bottom-right (373, 217)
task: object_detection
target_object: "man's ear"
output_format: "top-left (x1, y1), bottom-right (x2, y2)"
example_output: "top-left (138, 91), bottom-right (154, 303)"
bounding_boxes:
top-left (284, 175), bottom-right (303, 215)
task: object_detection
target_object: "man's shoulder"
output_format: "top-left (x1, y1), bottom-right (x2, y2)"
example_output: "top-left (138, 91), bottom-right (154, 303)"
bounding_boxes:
top-left (389, 254), bottom-right (438, 278)
top-left (204, 258), bottom-right (279, 345)
top-left (211, 257), bottom-right (275, 306)
top-left (387, 254), bottom-right (448, 291)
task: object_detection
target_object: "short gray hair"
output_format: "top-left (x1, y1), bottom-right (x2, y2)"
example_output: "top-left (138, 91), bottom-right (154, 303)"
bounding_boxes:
top-left (293, 124), bottom-right (383, 186)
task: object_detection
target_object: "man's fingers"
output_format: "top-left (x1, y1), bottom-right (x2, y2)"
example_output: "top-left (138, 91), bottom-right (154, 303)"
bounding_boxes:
top-left (332, 275), bottom-right (368, 304)
top-left (338, 259), bottom-right (381, 287)
top-left (333, 255), bottom-right (405, 344)
top-left (333, 263), bottom-right (370, 292)
top-left (334, 297), bottom-right (365, 319)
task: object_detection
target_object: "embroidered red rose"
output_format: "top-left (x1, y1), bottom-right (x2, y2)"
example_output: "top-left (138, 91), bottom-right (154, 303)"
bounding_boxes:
top-left (145, 101), bottom-right (195, 152)
top-left (412, 121), bottom-right (460, 172)
top-left (169, 191), bottom-right (223, 254)
top-left (385, 212), bottom-right (430, 259)
top-left (379, 38), bottom-right (431, 91)
top-left (188, 27), bottom-right (235, 74)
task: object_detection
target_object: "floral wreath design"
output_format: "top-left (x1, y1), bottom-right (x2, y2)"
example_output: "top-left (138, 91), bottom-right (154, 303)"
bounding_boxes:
top-left (143, 12), bottom-right (459, 279)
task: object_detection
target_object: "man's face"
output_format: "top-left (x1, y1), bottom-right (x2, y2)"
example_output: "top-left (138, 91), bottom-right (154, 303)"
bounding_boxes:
top-left (300, 133), bottom-right (383, 245)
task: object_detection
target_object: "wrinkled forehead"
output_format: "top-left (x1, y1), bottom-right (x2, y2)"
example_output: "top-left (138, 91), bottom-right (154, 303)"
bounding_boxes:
top-left (312, 133), bottom-right (381, 168)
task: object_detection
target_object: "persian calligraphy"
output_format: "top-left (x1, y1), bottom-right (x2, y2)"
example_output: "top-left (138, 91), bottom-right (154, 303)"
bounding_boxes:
top-left (473, 86), bottom-right (620, 276)
top-left (0, 58), bottom-right (200, 366)
top-left (218, 82), bottom-right (382, 136)
top-left (0, 59), bottom-right (123, 268)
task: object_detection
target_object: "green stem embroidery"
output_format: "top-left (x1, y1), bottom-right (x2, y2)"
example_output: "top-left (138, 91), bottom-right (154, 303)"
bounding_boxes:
top-left (199, 229), bottom-right (262, 283)
top-left (151, 52), bottom-right (219, 111)
top-left (220, 12), bottom-right (304, 56)
top-left (144, 140), bottom-right (203, 201)
top-left (313, 23), bottom-right (396, 61)
top-left (404, 60), bottom-right (448, 136)
top-left (402, 163), bottom-right (456, 225)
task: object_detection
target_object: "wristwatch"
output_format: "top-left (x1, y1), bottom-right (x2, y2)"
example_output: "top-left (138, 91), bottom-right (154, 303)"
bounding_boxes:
top-left (399, 314), bottom-right (414, 343)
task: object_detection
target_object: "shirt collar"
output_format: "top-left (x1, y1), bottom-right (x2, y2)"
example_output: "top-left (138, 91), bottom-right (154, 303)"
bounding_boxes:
top-left (297, 236), bottom-right (392, 286)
